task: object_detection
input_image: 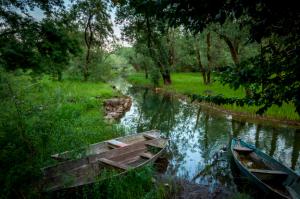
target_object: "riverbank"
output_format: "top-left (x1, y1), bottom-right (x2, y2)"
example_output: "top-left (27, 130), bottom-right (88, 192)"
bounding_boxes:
top-left (127, 72), bottom-right (300, 124)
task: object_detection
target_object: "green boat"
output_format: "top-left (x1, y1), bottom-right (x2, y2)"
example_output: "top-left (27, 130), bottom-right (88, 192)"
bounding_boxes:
top-left (231, 138), bottom-right (300, 199)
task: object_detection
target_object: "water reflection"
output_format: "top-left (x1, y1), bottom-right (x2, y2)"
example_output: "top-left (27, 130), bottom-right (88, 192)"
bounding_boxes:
top-left (292, 129), bottom-right (300, 170)
top-left (119, 87), bottom-right (300, 193)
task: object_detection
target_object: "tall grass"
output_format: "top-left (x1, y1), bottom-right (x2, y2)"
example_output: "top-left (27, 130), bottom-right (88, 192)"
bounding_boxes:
top-left (127, 72), bottom-right (300, 121)
top-left (0, 71), bottom-right (164, 198)
top-left (50, 166), bottom-right (166, 199)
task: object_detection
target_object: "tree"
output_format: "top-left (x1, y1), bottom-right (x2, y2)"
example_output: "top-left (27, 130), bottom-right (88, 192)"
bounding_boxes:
top-left (116, 0), bottom-right (174, 85)
top-left (37, 18), bottom-right (81, 80)
top-left (158, 0), bottom-right (300, 115)
top-left (71, 0), bottom-right (113, 81)
top-left (0, 0), bottom-right (80, 79)
top-left (212, 18), bottom-right (260, 96)
top-left (194, 34), bottom-right (208, 83)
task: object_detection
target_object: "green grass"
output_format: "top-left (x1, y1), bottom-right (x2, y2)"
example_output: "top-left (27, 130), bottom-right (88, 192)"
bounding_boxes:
top-left (127, 72), bottom-right (300, 121)
top-left (0, 72), bottom-right (164, 198)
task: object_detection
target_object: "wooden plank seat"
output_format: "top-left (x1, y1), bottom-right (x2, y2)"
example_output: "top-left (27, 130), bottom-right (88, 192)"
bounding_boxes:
top-left (99, 158), bottom-right (131, 170)
top-left (146, 142), bottom-right (164, 149)
top-left (107, 140), bottom-right (129, 148)
top-left (234, 146), bottom-right (253, 153)
top-left (140, 152), bottom-right (154, 159)
top-left (143, 133), bottom-right (158, 140)
top-left (249, 169), bottom-right (288, 175)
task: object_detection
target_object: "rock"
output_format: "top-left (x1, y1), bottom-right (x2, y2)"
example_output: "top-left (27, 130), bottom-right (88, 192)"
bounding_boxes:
top-left (103, 97), bottom-right (132, 121)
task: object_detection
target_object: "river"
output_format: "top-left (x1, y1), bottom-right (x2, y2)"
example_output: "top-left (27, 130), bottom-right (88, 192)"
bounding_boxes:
top-left (113, 80), bottom-right (300, 196)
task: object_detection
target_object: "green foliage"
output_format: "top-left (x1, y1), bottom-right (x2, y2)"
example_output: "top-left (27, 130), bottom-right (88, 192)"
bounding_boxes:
top-left (150, 0), bottom-right (300, 115)
top-left (0, 70), bottom-right (122, 198)
top-left (107, 47), bottom-right (136, 76)
top-left (37, 18), bottom-right (82, 80)
top-left (0, 1), bottom-right (81, 79)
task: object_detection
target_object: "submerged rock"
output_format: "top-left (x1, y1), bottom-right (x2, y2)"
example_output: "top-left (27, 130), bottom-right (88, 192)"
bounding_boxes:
top-left (103, 97), bottom-right (132, 121)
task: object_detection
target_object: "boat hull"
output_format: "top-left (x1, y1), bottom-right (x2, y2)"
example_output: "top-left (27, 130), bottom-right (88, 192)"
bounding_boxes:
top-left (42, 131), bottom-right (168, 192)
top-left (230, 138), bottom-right (300, 199)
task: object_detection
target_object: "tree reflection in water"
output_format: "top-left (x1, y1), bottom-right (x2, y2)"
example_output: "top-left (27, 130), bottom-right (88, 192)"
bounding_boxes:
top-left (120, 87), bottom-right (300, 194)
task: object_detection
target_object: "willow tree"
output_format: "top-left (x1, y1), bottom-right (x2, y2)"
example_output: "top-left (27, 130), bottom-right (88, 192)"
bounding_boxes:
top-left (71, 0), bottom-right (113, 81)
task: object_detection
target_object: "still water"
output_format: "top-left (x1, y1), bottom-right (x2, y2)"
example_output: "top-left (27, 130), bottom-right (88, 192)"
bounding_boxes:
top-left (115, 83), bottom-right (300, 194)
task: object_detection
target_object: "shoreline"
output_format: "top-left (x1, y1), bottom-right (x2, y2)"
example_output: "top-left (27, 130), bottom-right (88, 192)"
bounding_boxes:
top-left (131, 84), bottom-right (300, 128)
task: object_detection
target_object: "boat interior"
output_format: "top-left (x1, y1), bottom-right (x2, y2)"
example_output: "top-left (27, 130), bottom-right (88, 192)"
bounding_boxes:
top-left (233, 142), bottom-right (292, 198)
top-left (43, 135), bottom-right (167, 192)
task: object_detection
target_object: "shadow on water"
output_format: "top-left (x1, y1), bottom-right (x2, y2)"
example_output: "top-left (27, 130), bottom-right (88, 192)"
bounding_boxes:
top-left (118, 86), bottom-right (300, 197)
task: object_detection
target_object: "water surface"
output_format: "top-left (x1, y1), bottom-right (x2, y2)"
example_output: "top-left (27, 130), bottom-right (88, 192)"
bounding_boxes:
top-left (115, 83), bottom-right (300, 194)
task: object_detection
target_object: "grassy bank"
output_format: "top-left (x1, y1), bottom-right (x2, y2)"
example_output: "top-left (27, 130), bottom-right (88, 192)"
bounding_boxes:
top-left (0, 71), bottom-right (164, 198)
top-left (127, 73), bottom-right (300, 121)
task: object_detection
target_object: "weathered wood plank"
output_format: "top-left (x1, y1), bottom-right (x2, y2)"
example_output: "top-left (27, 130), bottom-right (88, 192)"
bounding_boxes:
top-left (146, 142), bottom-right (164, 149)
top-left (234, 146), bottom-right (253, 153)
top-left (140, 152), bottom-right (154, 159)
top-left (107, 140), bottom-right (129, 148)
top-left (143, 133), bottom-right (158, 140)
top-left (99, 158), bottom-right (130, 170)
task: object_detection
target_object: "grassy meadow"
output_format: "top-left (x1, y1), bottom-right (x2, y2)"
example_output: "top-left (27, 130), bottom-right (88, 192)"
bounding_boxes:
top-left (127, 72), bottom-right (300, 121)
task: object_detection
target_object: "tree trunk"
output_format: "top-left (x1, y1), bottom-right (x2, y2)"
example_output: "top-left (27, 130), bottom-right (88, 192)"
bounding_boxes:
top-left (207, 70), bottom-right (211, 83)
top-left (84, 14), bottom-right (93, 81)
top-left (206, 32), bottom-right (212, 84)
top-left (84, 46), bottom-right (91, 81)
top-left (146, 15), bottom-right (154, 58)
top-left (162, 70), bottom-right (171, 85)
top-left (145, 15), bottom-right (172, 85)
top-left (145, 67), bottom-right (148, 79)
top-left (219, 33), bottom-right (253, 97)
top-left (219, 34), bottom-right (239, 65)
top-left (195, 36), bottom-right (207, 84)
top-left (57, 70), bottom-right (62, 81)
top-left (167, 29), bottom-right (175, 69)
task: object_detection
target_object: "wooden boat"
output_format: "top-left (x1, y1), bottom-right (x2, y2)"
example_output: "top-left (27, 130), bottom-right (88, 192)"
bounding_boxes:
top-left (231, 138), bottom-right (300, 199)
top-left (42, 131), bottom-right (168, 192)
top-left (51, 130), bottom-right (162, 161)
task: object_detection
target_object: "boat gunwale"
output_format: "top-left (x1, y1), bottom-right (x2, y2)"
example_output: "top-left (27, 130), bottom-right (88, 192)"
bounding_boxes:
top-left (230, 138), bottom-right (298, 199)
top-left (49, 129), bottom-right (161, 161)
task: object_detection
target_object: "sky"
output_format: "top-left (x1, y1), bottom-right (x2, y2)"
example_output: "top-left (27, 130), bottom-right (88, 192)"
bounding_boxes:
top-left (26, 0), bottom-right (131, 47)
